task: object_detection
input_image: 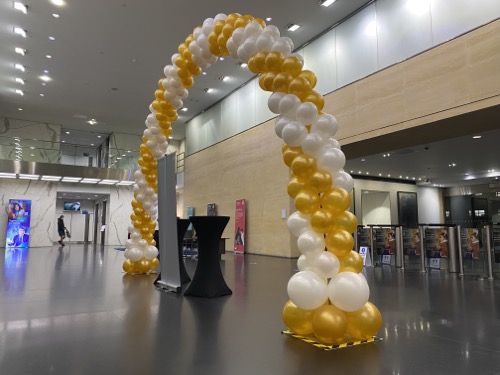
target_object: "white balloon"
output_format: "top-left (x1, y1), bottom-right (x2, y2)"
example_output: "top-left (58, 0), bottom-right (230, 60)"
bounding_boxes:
top-left (287, 211), bottom-right (312, 237)
top-left (334, 170), bottom-right (354, 192)
top-left (313, 252), bottom-right (340, 279)
top-left (281, 36), bottom-right (295, 51)
top-left (295, 102), bottom-right (319, 125)
top-left (189, 41), bottom-right (201, 56)
top-left (328, 272), bottom-right (370, 312)
top-left (138, 239), bottom-right (148, 249)
top-left (146, 140), bottom-right (156, 149)
top-left (197, 34), bottom-right (209, 51)
top-left (174, 87), bottom-right (188, 99)
top-left (214, 13), bottom-right (227, 22)
top-left (169, 77), bottom-right (182, 89)
top-left (325, 138), bottom-right (341, 149)
top-left (279, 94), bottom-right (301, 117)
top-left (311, 114), bottom-right (338, 139)
top-left (231, 27), bottom-right (246, 45)
top-left (256, 33), bottom-right (275, 52)
top-left (282, 121), bottom-right (307, 147)
top-left (244, 21), bottom-right (263, 39)
top-left (274, 116), bottom-right (289, 138)
top-left (137, 180), bottom-right (148, 189)
top-left (127, 248), bottom-right (143, 262)
top-left (146, 114), bottom-right (157, 125)
top-left (226, 38), bottom-right (239, 58)
top-left (150, 126), bottom-right (161, 135)
top-left (132, 184), bottom-right (141, 193)
top-left (193, 27), bottom-right (203, 40)
top-left (291, 53), bottom-right (304, 64)
top-left (171, 98), bottom-right (183, 109)
top-left (302, 133), bottom-right (327, 158)
top-left (135, 193), bottom-right (145, 202)
top-left (206, 54), bottom-right (218, 64)
top-left (143, 129), bottom-right (153, 139)
top-left (130, 232), bottom-right (141, 240)
top-left (125, 239), bottom-right (134, 249)
top-left (144, 246), bottom-right (159, 260)
top-left (237, 44), bottom-right (253, 63)
top-left (272, 39), bottom-right (291, 56)
top-left (127, 225), bottom-right (136, 233)
top-left (263, 25), bottom-right (280, 41)
top-left (297, 230), bottom-right (325, 256)
top-left (164, 91), bottom-right (176, 102)
top-left (318, 148), bottom-right (346, 174)
top-left (243, 37), bottom-right (258, 57)
top-left (268, 92), bottom-right (285, 114)
top-left (297, 254), bottom-right (316, 271)
top-left (202, 19), bottom-right (214, 36)
top-left (287, 271), bottom-right (329, 310)
top-left (145, 187), bottom-right (155, 196)
top-left (134, 170), bottom-right (143, 179)
top-left (142, 201), bottom-right (151, 210)
top-left (153, 150), bottom-right (164, 159)
top-left (171, 53), bottom-right (180, 66)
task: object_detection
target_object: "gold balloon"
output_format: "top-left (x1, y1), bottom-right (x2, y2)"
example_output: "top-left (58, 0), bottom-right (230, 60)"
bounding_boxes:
top-left (265, 51), bottom-right (284, 73)
top-left (214, 20), bottom-right (225, 35)
top-left (312, 305), bottom-right (348, 345)
top-left (339, 250), bottom-right (364, 273)
top-left (325, 229), bottom-right (354, 258)
top-left (222, 24), bottom-right (234, 39)
top-left (234, 17), bottom-right (247, 29)
top-left (258, 72), bottom-right (276, 91)
top-left (287, 175), bottom-right (307, 198)
top-left (346, 302), bottom-right (382, 340)
top-left (288, 76), bottom-right (311, 99)
top-left (294, 188), bottom-right (320, 214)
top-left (308, 169), bottom-right (332, 193)
top-left (321, 187), bottom-right (351, 214)
top-left (273, 72), bottom-right (293, 93)
top-left (136, 259), bottom-right (151, 274)
top-left (332, 211), bottom-right (358, 234)
top-left (282, 56), bottom-right (303, 77)
top-left (282, 300), bottom-right (314, 335)
top-left (122, 259), bottom-right (135, 274)
top-left (299, 70), bottom-right (317, 89)
top-left (311, 208), bottom-right (334, 234)
top-left (303, 91), bottom-right (325, 111)
top-left (282, 145), bottom-right (302, 167)
top-left (150, 258), bottom-right (160, 270)
top-left (291, 154), bottom-right (317, 179)
top-left (253, 52), bottom-right (268, 73)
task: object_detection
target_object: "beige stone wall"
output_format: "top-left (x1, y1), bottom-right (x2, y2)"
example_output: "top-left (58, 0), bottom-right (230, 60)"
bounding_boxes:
top-left (184, 20), bottom-right (500, 258)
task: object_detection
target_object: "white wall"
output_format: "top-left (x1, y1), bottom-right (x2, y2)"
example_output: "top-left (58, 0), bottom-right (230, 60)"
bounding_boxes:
top-left (361, 191), bottom-right (391, 225)
top-left (417, 186), bottom-right (444, 223)
top-left (55, 199), bottom-right (94, 243)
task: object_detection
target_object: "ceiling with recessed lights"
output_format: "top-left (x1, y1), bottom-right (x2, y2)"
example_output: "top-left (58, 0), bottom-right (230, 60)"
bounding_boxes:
top-left (0, 0), bottom-right (370, 141)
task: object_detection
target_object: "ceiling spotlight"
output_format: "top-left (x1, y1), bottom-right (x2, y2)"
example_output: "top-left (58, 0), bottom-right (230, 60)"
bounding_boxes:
top-left (18, 108), bottom-right (23, 111)
top-left (39, 93), bottom-right (45, 97)
top-left (65, 131), bottom-right (70, 134)
top-left (219, 57), bottom-right (225, 61)
top-left (46, 55), bottom-right (52, 59)
top-left (239, 63), bottom-right (247, 68)
top-left (14, 2), bottom-right (28, 13)
top-left (97, 135), bottom-right (102, 138)
top-left (319, 0), bottom-right (336, 6)
top-left (181, 107), bottom-right (188, 112)
top-left (202, 71), bottom-right (207, 75)
top-left (204, 88), bottom-right (214, 93)
top-left (14, 63), bottom-right (25, 72)
top-left (265, 17), bottom-right (272, 22)
top-left (14, 27), bottom-right (27, 37)
top-left (43, 69), bottom-right (49, 74)
top-left (15, 47), bottom-right (26, 56)
top-left (39, 75), bottom-right (52, 82)
top-left (90, 143), bottom-right (94, 146)
top-left (52, 13), bottom-right (60, 18)
top-left (15, 89), bottom-right (24, 96)
top-left (88, 119), bottom-right (97, 125)
top-left (50, 0), bottom-right (65, 6)
top-left (48, 36), bottom-right (56, 41)
top-left (168, 136), bottom-right (173, 139)
top-left (15, 78), bottom-right (25, 85)
top-left (41, 82), bottom-right (47, 86)
top-left (472, 135), bottom-right (482, 139)
top-left (127, 150), bottom-right (131, 153)
top-left (286, 24), bottom-right (301, 32)
top-left (361, 158), bottom-right (366, 162)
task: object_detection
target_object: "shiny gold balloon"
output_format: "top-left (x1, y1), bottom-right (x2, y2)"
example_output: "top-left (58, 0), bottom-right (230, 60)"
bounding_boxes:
top-left (150, 258), bottom-right (160, 270)
top-left (234, 17), bottom-right (247, 29)
top-left (222, 23), bottom-right (234, 39)
top-left (265, 51), bottom-right (284, 73)
top-left (273, 72), bottom-right (293, 93)
top-left (253, 52), bottom-right (268, 73)
top-left (325, 229), bottom-right (354, 258)
top-left (136, 259), bottom-right (151, 274)
top-left (282, 56), bottom-right (303, 77)
top-left (299, 70), bottom-right (317, 89)
top-left (311, 208), bottom-right (334, 234)
top-left (345, 302), bottom-right (382, 340)
top-left (308, 169), bottom-right (332, 193)
top-left (291, 154), bottom-right (317, 179)
top-left (122, 259), bottom-right (135, 274)
top-left (282, 145), bottom-right (302, 167)
top-left (303, 91), bottom-right (324, 111)
top-left (213, 20), bottom-right (225, 35)
top-left (321, 187), bottom-right (351, 214)
top-left (258, 72), bottom-right (276, 91)
top-left (294, 188), bottom-right (320, 214)
top-left (288, 76), bottom-right (311, 99)
top-left (339, 251), bottom-right (364, 273)
top-left (287, 175), bottom-right (307, 198)
top-left (332, 211), bottom-right (358, 234)
top-left (282, 299), bottom-right (314, 335)
top-left (312, 305), bottom-right (348, 345)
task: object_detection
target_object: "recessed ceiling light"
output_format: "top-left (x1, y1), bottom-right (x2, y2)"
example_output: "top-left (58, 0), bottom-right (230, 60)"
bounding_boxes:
top-left (48, 36), bottom-right (56, 41)
top-left (50, 0), bottom-right (65, 6)
top-left (168, 136), bottom-right (173, 139)
top-left (97, 135), bottom-right (102, 138)
top-left (204, 88), bottom-right (214, 93)
top-left (39, 75), bottom-right (51, 82)
top-left (46, 55), bottom-right (52, 59)
top-left (15, 78), bottom-right (25, 85)
top-left (361, 158), bottom-right (366, 162)
top-left (14, 63), bottom-right (25, 72)
top-left (90, 143), bottom-right (94, 146)
top-left (239, 63), bottom-right (247, 68)
top-left (222, 76), bottom-right (229, 82)
top-left (19, 174), bottom-right (39, 180)
top-left (30, 154), bottom-right (34, 157)
top-left (40, 93), bottom-right (45, 97)
top-left (202, 71), bottom-right (207, 75)
top-left (15, 89), bottom-right (24, 96)
top-left (319, 0), bottom-right (336, 7)
top-left (116, 157), bottom-right (122, 160)
top-left (388, 174), bottom-right (391, 177)
top-left (43, 69), bottom-right (49, 74)
top-left (14, 2), bottom-right (28, 13)
top-left (88, 120), bottom-right (97, 125)
top-left (219, 57), bottom-right (225, 61)
top-left (61, 140), bottom-right (65, 143)
top-left (52, 13), bottom-right (60, 18)
top-left (265, 17), bottom-right (272, 22)
top-left (65, 131), bottom-right (70, 134)
top-left (29, 146), bottom-right (34, 149)
top-left (472, 135), bottom-right (481, 139)
top-left (14, 27), bottom-right (27, 38)
top-left (18, 108), bottom-right (23, 111)
top-left (41, 82), bottom-right (47, 86)
top-left (286, 24), bottom-right (301, 32)
top-left (181, 107), bottom-right (188, 112)
top-left (15, 47), bottom-right (26, 55)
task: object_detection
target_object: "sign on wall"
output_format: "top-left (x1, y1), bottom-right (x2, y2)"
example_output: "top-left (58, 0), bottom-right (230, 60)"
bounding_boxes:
top-left (234, 199), bottom-right (246, 254)
top-left (5, 199), bottom-right (32, 248)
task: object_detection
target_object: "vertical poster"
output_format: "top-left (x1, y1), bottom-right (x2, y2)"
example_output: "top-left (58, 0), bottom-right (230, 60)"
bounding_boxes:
top-left (356, 227), bottom-right (370, 248)
top-left (402, 228), bottom-right (421, 256)
top-left (207, 203), bottom-right (217, 216)
top-left (374, 228), bottom-right (395, 255)
top-left (234, 199), bottom-right (246, 254)
top-left (5, 199), bottom-right (32, 248)
top-left (492, 226), bottom-right (500, 263)
top-left (461, 227), bottom-right (481, 260)
top-left (425, 228), bottom-right (448, 258)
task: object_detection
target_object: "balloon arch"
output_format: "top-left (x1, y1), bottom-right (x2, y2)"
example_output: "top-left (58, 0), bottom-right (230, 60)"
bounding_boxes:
top-left (122, 13), bottom-right (382, 345)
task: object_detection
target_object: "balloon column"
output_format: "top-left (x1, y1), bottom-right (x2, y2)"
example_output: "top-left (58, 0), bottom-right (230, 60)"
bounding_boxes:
top-left (122, 12), bottom-right (382, 344)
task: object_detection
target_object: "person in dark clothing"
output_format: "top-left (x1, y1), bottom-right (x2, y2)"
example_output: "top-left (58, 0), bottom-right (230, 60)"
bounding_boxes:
top-left (58, 215), bottom-right (66, 246)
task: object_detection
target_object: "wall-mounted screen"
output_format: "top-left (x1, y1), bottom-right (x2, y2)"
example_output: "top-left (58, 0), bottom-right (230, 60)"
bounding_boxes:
top-left (64, 202), bottom-right (81, 211)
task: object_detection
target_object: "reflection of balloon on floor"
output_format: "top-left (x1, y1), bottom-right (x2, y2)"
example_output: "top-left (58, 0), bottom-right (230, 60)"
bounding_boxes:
top-left (122, 11), bottom-right (382, 343)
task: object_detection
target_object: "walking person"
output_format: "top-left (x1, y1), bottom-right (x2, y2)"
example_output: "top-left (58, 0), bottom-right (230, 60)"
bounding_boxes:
top-left (58, 215), bottom-right (67, 246)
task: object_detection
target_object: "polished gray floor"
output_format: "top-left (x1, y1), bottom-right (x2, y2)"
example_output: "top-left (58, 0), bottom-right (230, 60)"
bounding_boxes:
top-left (1, 244), bottom-right (500, 375)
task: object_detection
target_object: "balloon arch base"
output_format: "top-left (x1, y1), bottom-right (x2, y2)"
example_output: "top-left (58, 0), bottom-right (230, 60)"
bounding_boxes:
top-left (281, 330), bottom-right (383, 351)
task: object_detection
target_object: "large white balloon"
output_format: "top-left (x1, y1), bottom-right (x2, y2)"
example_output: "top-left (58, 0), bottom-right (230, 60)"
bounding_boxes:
top-left (317, 148), bottom-right (346, 174)
top-left (244, 21), bottom-right (263, 39)
top-left (268, 92), bottom-right (285, 114)
top-left (327, 272), bottom-right (370, 312)
top-left (311, 114), bottom-right (338, 139)
top-left (256, 33), bottom-right (275, 52)
top-left (297, 254), bottom-right (316, 271)
top-left (231, 27), bottom-right (246, 45)
top-left (127, 248), bottom-right (143, 262)
top-left (295, 102), bottom-right (318, 125)
top-left (282, 121), bottom-right (307, 147)
top-left (297, 230), bottom-right (325, 256)
top-left (301, 133), bottom-right (327, 159)
top-left (263, 25), bottom-right (280, 41)
top-left (287, 271), bottom-right (328, 310)
top-left (334, 170), bottom-right (354, 192)
top-left (279, 94), bottom-right (301, 117)
top-left (144, 246), bottom-right (159, 260)
top-left (313, 252), bottom-right (340, 279)
top-left (274, 117), bottom-right (289, 138)
top-left (287, 211), bottom-right (312, 237)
